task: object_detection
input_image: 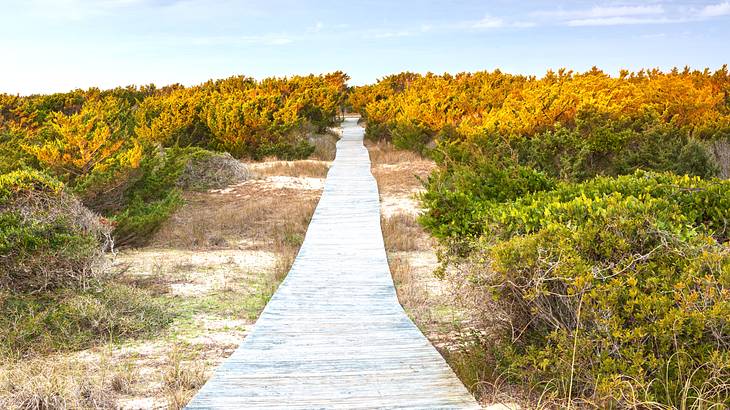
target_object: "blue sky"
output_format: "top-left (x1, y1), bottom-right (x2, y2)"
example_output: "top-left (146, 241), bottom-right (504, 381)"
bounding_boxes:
top-left (2, 0), bottom-right (729, 94)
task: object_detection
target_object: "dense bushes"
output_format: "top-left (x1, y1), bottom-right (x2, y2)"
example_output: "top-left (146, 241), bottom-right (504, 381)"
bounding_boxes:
top-left (353, 67), bottom-right (730, 176)
top-left (135, 73), bottom-right (348, 159)
top-left (353, 67), bottom-right (730, 142)
top-left (0, 170), bottom-right (111, 292)
top-left (457, 172), bottom-right (730, 406)
top-left (1, 72), bottom-right (347, 247)
top-left (423, 167), bottom-right (730, 406)
top-left (354, 68), bottom-right (730, 407)
top-left (514, 120), bottom-right (720, 181)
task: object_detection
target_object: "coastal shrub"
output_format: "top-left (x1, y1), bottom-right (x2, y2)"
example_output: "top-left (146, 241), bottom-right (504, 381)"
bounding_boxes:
top-left (458, 172), bottom-right (730, 406)
top-left (0, 170), bottom-right (111, 292)
top-left (176, 150), bottom-right (250, 191)
top-left (391, 121), bottom-right (432, 155)
top-left (420, 137), bottom-right (556, 241)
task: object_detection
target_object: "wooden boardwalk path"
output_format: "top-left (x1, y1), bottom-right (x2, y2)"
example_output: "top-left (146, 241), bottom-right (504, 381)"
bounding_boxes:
top-left (185, 118), bottom-right (480, 409)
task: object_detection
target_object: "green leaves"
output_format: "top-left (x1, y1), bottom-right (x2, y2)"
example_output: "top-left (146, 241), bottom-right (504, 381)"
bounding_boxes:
top-left (433, 169), bottom-right (730, 406)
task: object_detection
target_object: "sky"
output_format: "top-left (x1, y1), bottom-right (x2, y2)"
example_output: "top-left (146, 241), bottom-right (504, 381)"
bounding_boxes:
top-left (1, 0), bottom-right (729, 94)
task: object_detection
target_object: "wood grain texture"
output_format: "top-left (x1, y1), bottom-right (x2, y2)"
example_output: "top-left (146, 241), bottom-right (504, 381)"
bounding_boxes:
top-left (185, 118), bottom-right (480, 409)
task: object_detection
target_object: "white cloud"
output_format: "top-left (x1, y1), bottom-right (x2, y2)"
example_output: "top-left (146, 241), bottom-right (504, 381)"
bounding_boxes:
top-left (189, 34), bottom-right (295, 46)
top-left (534, 5), bottom-right (664, 20)
top-left (466, 15), bottom-right (535, 30)
top-left (308, 21), bottom-right (324, 33)
top-left (698, 1), bottom-right (730, 17)
top-left (367, 30), bottom-right (414, 39)
top-left (567, 16), bottom-right (673, 26)
top-left (472, 15), bottom-right (504, 29)
top-left (533, 2), bottom-right (730, 27)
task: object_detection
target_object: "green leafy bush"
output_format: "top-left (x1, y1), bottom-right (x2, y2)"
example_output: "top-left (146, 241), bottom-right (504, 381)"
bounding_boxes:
top-left (106, 146), bottom-right (192, 247)
top-left (0, 128), bottom-right (36, 174)
top-left (420, 137), bottom-right (556, 241)
top-left (254, 139), bottom-right (316, 160)
top-left (110, 146), bottom-right (250, 247)
top-left (488, 171), bottom-right (730, 242)
top-left (364, 122), bottom-right (391, 141)
top-left (457, 172), bottom-right (730, 407)
top-left (0, 170), bottom-right (111, 292)
top-left (515, 119), bottom-right (719, 181)
top-left (391, 121), bottom-right (432, 154)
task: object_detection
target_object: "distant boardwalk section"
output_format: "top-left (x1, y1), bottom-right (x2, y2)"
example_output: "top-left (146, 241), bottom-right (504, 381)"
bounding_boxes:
top-left (185, 118), bottom-right (479, 409)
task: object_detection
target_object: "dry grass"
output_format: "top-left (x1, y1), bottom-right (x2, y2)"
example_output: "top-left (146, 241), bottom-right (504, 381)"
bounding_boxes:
top-left (177, 152), bottom-right (251, 191)
top-left (162, 346), bottom-right (207, 410)
top-left (126, 158), bottom-right (322, 408)
top-left (310, 130), bottom-right (340, 161)
top-left (381, 213), bottom-right (428, 252)
top-left (248, 160), bottom-right (330, 178)
top-left (365, 139), bottom-right (423, 165)
top-left (388, 256), bottom-right (430, 319)
top-left (151, 180), bottom-right (321, 251)
top-left (366, 140), bottom-right (435, 197)
top-left (0, 354), bottom-right (127, 410)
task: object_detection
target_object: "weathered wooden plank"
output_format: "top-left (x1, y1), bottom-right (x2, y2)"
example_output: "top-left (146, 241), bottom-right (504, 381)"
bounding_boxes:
top-left (185, 118), bottom-right (480, 409)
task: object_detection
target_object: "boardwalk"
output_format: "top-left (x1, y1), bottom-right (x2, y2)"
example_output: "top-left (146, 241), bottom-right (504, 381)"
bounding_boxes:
top-left (185, 118), bottom-right (479, 409)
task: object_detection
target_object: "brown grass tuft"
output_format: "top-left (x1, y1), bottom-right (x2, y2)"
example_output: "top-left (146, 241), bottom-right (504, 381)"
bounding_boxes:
top-left (365, 140), bottom-right (423, 165)
top-left (0, 355), bottom-right (126, 410)
top-left (163, 346), bottom-right (207, 410)
top-left (310, 131), bottom-right (340, 161)
top-left (366, 140), bottom-right (435, 196)
top-left (151, 183), bottom-right (320, 251)
top-left (389, 256), bottom-right (430, 313)
top-left (249, 160), bottom-right (330, 178)
top-left (381, 213), bottom-right (427, 252)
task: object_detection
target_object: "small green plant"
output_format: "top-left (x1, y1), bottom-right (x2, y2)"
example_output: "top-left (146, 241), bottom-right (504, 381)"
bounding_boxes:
top-left (0, 283), bottom-right (173, 359)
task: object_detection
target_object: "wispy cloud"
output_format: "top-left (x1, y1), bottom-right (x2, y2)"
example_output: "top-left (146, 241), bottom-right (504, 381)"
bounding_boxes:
top-left (462, 15), bottom-right (535, 30)
top-left (532, 2), bottom-right (730, 27)
top-left (698, 1), bottom-right (730, 17)
top-left (308, 21), bottom-right (324, 33)
top-left (532, 4), bottom-right (670, 26)
top-left (567, 16), bottom-right (673, 26)
top-left (187, 34), bottom-right (295, 46)
top-left (471, 15), bottom-right (504, 29)
top-left (534, 5), bottom-right (664, 20)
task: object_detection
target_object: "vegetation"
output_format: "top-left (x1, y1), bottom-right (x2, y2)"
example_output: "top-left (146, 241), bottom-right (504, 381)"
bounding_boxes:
top-left (0, 73), bottom-right (346, 407)
top-left (0, 169), bottom-right (111, 293)
top-left (354, 67), bottom-right (730, 407)
top-left (1, 72), bottom-right (348, 247)
top-left (0, 283), bottom-right (173, 359)
top-left (3, 66), bottom-right (730, 407)
top-left (0, 169), bottom-right (172, 362)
